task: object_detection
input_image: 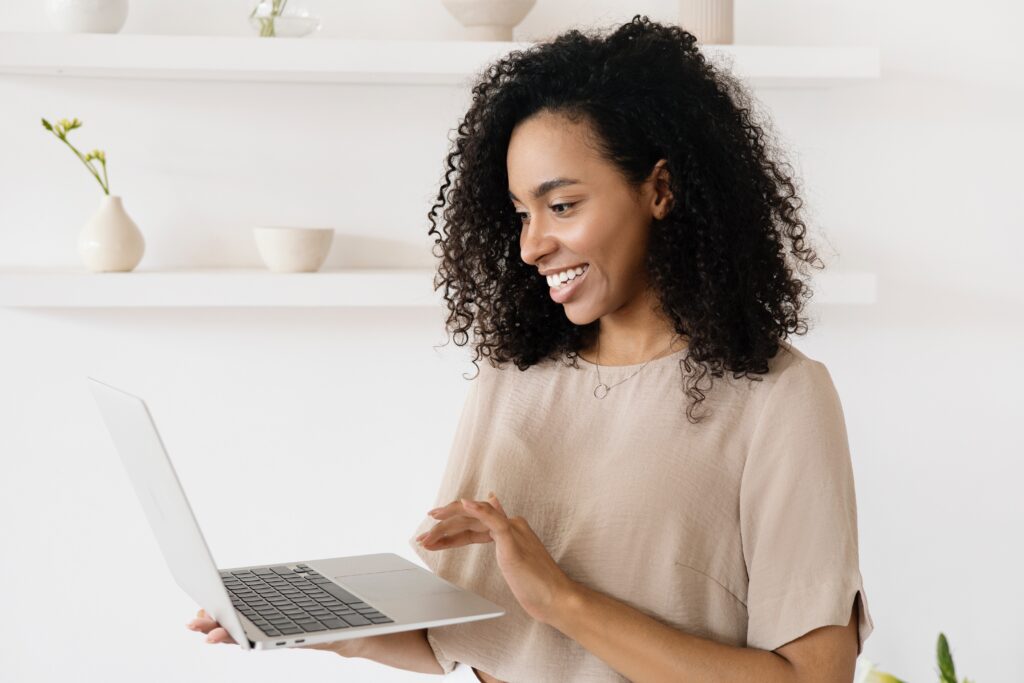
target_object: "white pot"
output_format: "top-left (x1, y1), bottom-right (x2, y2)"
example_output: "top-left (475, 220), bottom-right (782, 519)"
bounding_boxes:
top-left (678, 0), bottom-right (734, 45)
top-left (253, 227), bottom-right (334, 273)
top-left (78, 195), bottom-right (145, 272)
top-left (440, 0), bottom-right (536, 41)
top-left (46, 0), bottom-right (129, 34)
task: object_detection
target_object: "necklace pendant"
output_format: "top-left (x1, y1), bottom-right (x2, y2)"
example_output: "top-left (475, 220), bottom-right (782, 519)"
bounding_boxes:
top-left (594, 383), bottom-right (610, 399)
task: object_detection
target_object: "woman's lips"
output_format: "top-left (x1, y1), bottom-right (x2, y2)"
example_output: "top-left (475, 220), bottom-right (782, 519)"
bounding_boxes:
top-left (549, 265), bottom-right (589, 304)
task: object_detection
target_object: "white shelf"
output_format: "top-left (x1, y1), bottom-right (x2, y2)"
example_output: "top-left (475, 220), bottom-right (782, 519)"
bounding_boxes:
top-left (0, 267), bottom-right (876, 308)
top-left (0, 33), bottom-right (880, 87)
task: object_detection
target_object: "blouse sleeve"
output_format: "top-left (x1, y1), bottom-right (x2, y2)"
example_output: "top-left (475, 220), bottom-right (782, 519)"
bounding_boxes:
top-left (739, 358), bottom-right (875, 655)
top-left (406, 365), bottom-right (488, 675)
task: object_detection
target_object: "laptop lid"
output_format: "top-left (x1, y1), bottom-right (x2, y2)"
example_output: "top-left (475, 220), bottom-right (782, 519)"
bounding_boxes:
top-left (86, 377), bottom-right (252, 649)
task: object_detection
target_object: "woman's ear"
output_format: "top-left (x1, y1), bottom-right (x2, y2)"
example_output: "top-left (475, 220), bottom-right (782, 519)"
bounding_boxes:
top-left (648, 158), bottom-right (675, 219)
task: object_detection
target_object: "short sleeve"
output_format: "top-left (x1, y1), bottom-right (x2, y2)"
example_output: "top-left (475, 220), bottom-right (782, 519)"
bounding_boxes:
top-left (740, 359), bottom-right (875, 654)
top-left (406, 366), bottom-right (487, 675)
top-left (425, 628), bottom-right (458, 675)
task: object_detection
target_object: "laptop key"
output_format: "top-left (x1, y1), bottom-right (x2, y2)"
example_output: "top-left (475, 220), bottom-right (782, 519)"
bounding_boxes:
top-left (369, 616), bottom-right (394, 624)
top-left (279, 626), bottom-right (301, 634)
top-left (320, 617), bottom-right (349, 629)
top-left (340, 613), bottom-right (371, 627)
top-left (320, 583), bottom-right (362, 604)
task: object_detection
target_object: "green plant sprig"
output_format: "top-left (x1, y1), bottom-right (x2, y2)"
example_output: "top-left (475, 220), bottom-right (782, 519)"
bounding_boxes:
top-left (937, 632), bottom-right (975, 683)
top-left (41, 117), bottom-right (110, 195)
top-left (250, 0), bottom-right (290, 37)
top-left (862, 632), bottom-right (976, 683)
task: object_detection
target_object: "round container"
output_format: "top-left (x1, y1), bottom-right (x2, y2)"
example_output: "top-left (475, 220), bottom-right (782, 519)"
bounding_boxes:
top-left (46, 0), bottom-right (130, 33)
top-left (253, 226), bottom-right (334, 273)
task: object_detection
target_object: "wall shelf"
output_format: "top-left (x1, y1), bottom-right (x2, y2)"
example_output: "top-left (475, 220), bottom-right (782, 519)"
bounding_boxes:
top-left (0, 267), bottom-right (876, 308)
top-left (0, 33), bottom-right (880, 87)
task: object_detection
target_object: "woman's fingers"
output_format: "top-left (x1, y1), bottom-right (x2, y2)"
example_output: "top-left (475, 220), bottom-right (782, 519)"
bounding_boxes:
top-left (419, 528), bottom-right (493, 549)
top-left (430, 492), bottom-right (506, 520)
top-left (204, 627), bottom-right (235, 644)
top-left (417, 515), bottom-right (487, 545)
top-left (187, 616), bottom-right (215, 633)
top-left (427, 500), bottom-right (463, 520)
top-left (186, 611), bottom-right (236, 644)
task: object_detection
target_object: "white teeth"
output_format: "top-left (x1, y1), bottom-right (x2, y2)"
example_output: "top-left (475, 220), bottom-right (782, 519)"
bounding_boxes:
top-left (547, 264), bottom-right (588, 287)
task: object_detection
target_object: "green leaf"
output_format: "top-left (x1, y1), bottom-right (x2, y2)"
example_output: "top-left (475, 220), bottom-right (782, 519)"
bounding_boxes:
top-left (41, 118), bottom-right (53, 131)
top-left (937, 633), bottom-right (957, 683)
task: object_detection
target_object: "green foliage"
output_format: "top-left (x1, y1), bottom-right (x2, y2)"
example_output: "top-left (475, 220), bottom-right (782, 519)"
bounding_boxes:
top-left (41, 116), bottom-right (111, 195)
top-left (862, 632), bottom-right (974, 683)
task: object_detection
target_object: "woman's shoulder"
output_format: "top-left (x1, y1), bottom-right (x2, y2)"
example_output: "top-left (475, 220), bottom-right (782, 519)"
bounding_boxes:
top-left (712, 339), bottom-right (835, 414)
top-left (746, 340), bottom-right (842, 417)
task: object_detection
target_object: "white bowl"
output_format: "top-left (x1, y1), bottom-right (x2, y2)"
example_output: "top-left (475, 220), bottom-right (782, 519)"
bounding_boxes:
top-left (441, 0), bottom-right (536, 41)
top-left (46, 0), bottom-right (129, 33)
top-left (253, 226), bottom-right (334, 273)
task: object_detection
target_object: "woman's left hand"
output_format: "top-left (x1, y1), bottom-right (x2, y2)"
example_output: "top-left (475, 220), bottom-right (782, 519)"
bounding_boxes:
top-left (416, 492), bottom-right (579, 625)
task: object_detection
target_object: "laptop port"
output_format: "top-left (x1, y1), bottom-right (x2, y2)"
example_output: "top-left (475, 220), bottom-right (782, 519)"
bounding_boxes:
top-left (295, 639), bottom-right (305, 644)
top-left (276, 641), bottom-right (285, 646)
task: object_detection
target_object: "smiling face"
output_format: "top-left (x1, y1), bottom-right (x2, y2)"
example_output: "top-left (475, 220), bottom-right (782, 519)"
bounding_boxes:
top-left (508, 110), bottom-right (673, 331)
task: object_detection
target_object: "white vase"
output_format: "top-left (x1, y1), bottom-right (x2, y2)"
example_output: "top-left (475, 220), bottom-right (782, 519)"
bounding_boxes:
top-left (46, 0), bottom-right (130, 34)
top-left (78, 195), bottom-right (145, 273)
top-left (678, 0), bottom-right (734, 44)
top-left (440, 0), bottom-right (536, 41)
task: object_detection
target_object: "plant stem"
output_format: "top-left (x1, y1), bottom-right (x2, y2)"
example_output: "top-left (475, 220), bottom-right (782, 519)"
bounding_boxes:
top-left (54, 133), bottom-right (108, 194)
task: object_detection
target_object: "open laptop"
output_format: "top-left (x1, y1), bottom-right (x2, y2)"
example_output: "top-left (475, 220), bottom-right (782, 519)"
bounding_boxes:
top-left (86, 376), bottom-right (505, 651)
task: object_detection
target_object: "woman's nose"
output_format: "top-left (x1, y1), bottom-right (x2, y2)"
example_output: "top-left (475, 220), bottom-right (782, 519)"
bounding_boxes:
top-left (519, 217), bottom-right (555, 267)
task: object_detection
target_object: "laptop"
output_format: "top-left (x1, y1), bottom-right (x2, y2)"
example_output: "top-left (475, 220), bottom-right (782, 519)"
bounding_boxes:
top-left (86, 376), bottom-right (505, 651)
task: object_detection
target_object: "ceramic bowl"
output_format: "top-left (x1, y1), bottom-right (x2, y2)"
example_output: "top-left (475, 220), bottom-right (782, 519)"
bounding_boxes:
top-left (440, 0), bottom-right (536, 41)
top-left (253, 227), bottom-right (334, 273)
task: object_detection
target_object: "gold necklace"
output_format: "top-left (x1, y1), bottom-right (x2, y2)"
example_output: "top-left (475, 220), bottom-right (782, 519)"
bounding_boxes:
top-left (593, 333), bottom-right (682, 399)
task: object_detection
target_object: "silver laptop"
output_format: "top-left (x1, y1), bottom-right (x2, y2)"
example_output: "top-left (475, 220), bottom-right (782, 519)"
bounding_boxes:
top-left (86, 376), bottom-right (505, 651)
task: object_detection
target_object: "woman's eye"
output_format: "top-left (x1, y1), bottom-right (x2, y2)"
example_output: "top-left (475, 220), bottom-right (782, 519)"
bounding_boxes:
top-left (516, 203), bottom-right (575, 223)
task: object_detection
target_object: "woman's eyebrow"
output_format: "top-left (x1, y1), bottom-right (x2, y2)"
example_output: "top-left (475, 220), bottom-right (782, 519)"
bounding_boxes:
top-left (508, 177), bottom-right (583, 202)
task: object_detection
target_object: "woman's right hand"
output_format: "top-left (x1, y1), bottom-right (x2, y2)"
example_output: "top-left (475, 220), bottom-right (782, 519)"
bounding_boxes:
top-left (186, 608), bottom-right (353, 654)
top-left (187, 608), bottom-right (238, 644)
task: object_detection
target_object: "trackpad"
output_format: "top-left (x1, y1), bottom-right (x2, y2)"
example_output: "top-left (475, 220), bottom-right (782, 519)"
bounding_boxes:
top-left (333, 569), bottom-right (459, 601)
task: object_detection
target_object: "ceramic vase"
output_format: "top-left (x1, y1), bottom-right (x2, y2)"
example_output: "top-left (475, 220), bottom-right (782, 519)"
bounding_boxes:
top-left (78, 195), bottom-right (145, 272)
top-left (678, 0), bottom-right (734, 44)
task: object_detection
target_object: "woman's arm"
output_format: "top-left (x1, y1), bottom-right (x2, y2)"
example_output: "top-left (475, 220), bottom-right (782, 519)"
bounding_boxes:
top-left (442, 496), bottom-right (859, 683)
top-left (547, 581), bottom-right (859, 683)
top-left (330, 628), bottom-right (446, 675)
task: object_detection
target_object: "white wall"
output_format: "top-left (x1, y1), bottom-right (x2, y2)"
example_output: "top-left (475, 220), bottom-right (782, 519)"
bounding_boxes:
top-left (2, 1), bottom-right (1021, 681)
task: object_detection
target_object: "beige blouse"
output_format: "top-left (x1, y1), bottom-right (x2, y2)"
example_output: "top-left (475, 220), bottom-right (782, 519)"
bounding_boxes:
top-left (409, 340), bottom-right (874, 681)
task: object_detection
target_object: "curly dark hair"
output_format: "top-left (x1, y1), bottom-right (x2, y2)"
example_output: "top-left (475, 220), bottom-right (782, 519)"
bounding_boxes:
top-left (426, 14), bottom-right (825, 423)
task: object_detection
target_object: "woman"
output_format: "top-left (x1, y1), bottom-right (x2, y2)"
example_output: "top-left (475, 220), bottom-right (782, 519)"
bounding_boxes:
top-left (189, 15), bottom-right (874, 682)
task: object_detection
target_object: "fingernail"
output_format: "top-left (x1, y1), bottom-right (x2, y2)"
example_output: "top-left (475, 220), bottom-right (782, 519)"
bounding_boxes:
top-left (416, 533), bottom-right (427, 541)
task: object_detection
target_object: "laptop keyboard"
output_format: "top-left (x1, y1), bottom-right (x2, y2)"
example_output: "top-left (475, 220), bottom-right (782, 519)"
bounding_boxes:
top-left (220, 563), bottom-right (394, 637)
